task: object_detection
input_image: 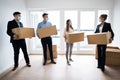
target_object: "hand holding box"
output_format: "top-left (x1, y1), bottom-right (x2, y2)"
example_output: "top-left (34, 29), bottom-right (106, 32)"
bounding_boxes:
top-left (12, 28), bottom-right (35, 40)
top-left (87, 32), bottom-right (111, 45)
top-left (13, 34), bottom-right (19, 40)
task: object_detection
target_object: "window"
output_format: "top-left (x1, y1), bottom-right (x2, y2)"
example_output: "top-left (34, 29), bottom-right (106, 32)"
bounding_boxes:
top-left (64, 11), bottom-right (78, 30)
top-left (80, 11), bottom-right (95, 30)
top-left (30, 11), bottom-right (43, 51)
top-left (47, 11), bottom-right (60, 51)
top-left (79, 11), bottom-right (95, 49)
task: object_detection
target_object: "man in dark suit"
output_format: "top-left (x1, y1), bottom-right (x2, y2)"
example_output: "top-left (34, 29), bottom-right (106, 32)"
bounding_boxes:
top-left (95, 14), bottom-right (114, 72)
top-left (7, 12), bottom-right (31, 71)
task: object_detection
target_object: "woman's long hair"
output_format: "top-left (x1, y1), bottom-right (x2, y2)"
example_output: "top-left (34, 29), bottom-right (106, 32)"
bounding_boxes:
top-left (66, 19), bottom-right (73, 32)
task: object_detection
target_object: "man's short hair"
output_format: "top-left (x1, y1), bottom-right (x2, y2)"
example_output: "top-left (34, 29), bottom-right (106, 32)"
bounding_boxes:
top-left (42, 13), bottom-right (48, 17)
top-left (13, 12), bottom-right (21, 17)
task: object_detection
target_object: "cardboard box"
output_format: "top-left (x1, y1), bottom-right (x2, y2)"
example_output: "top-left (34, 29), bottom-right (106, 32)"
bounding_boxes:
top-left (38, 25), bottom-right (57, 38)
top-left (47, 45), bottom-right (57, 60)
top-left (67, 32), bottom-right (84, 43)
top-left (106, 48), bottom-right (120, 66)
top-left (95, 48), bottom-right (120, 66)
top-left (95, 46), bottom-right (120, 66)
top-left (95, 45), bottom-right (98, 59)
top-left (95, 45), bottom-right (119, 59)
top-left (12, 28), bottom-right (35, 40)
top-left (107, 45), bottom-right (119, 49)
top-left (87, 32), bottom-right (111, 45)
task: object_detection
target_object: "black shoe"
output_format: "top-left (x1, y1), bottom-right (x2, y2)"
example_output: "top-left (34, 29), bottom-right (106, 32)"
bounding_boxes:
top-left (27, 64), bottom-right (31, 67)
top-left (51, 61), bottom-right (56, 64)
top-left (67, 61), bottom-right (71, 66)
top-left (69, 58), bottom-right (74, 62)
top-left (43, 62), bottom-right (46, 65)
top-left (101, 67), bottom-right (105, 72)
top-left (97, 66), bottom-right (102, 69)
top-left (12, 66), bottom-right (18, 71)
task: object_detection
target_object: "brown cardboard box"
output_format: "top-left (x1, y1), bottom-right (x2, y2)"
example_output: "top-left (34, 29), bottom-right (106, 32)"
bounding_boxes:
top-left (12, 28), bottom-right (35, 40)
top-left (95, 46), bottom-right (120, 66)
top-left (87, 32), bottom-right (111, 45)
top-left (95, 46), bottom-right (120, 59)
top-left (106, 48), bottom-right (120, 66)
top-left (107, 46), bottom-right (119, 49)
top-left (95, 45), bottom-right (98, 59)
top-left (38, 25), bottom-right (57, 38)
top-left (47, 45), bottom-right (57, 60)
top-left (67, 32), bottom-right (84, 43)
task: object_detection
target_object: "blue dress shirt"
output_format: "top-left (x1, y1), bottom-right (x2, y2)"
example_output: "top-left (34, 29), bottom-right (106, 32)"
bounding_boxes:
top-left (37, 21), bottom-right (52, 34)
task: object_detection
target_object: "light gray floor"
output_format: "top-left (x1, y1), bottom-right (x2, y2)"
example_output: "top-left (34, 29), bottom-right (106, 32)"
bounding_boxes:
top-left (0, 55), bottom-right (120, 80)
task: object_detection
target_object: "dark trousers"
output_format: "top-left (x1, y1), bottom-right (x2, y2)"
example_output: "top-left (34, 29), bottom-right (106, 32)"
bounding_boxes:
top-left (41, 37), bottom-right (53, 62)
top-left (12, 40), bottom-right (30, 67)
top-left (97, 45), bottom-right (107, 68)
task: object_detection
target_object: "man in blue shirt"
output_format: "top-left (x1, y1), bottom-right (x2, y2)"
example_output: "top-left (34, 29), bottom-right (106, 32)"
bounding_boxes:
top-left (37, 13), bottom-right (56, 65)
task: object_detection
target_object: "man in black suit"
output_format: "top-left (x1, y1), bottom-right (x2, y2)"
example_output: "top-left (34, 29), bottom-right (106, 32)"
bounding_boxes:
top-left (95, 14), bottom-right (114, 72)
top-left (7, 12), bottom-right (31, 71)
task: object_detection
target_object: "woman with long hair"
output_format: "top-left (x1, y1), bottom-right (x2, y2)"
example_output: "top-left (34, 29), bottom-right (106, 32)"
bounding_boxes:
top-left (64, 19), bottom-right (74, 65)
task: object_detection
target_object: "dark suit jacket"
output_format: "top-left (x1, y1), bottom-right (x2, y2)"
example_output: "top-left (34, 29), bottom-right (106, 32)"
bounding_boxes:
top-left (7, 19), bottom-right (25, 43)
top-left (95, 22), bottom-right (114, 39)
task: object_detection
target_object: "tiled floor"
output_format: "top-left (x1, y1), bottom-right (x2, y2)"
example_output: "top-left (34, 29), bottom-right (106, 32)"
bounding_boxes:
top-left (0, 55), bottom-right (120, 80)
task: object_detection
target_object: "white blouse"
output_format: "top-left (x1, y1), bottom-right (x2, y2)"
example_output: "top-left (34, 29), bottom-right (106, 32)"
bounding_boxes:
top-left (99, 25), bottom-right (103, 33)
top-left (64, 27), bottom-right (74, 43)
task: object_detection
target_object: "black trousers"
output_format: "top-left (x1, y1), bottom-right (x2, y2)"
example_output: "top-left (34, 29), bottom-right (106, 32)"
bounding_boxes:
top-left (97, 45), bottom-right (107, 68)
top-left (41, 37), bottom-right (54, 62)
top-left (12, 40), bottom-right (30, 67)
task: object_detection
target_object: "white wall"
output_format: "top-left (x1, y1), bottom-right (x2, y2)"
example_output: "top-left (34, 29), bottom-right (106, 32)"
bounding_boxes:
top-left (26, 0), bottom-right (114, 9)
top-left (113, 0), bottom-right (120, 47)
top-left (0, 0), bottom-right (27, 74)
